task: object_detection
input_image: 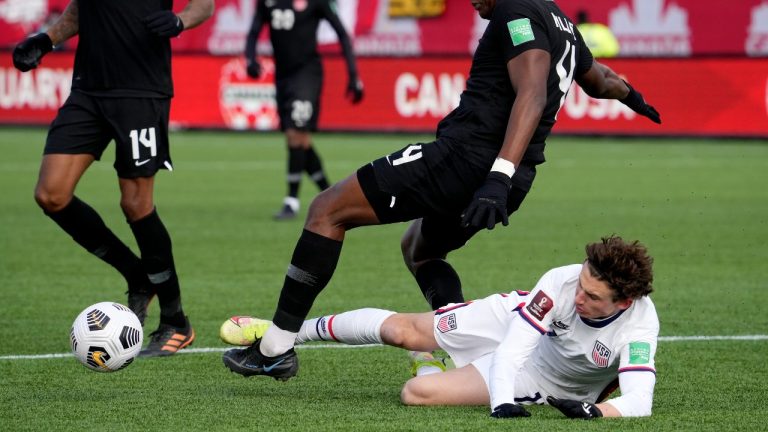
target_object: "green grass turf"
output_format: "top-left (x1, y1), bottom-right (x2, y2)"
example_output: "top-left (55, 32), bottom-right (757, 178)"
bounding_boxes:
top-left (0, 127), bottom-right (766, 430)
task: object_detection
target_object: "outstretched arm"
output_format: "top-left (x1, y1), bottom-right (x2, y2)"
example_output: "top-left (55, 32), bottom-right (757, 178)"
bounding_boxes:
top-left (576, 60), bottom-right (661, 123)
top-left (460, 49), bottom-right (547, 230)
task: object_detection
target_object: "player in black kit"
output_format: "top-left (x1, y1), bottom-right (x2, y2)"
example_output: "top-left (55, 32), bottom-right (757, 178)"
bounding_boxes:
top-left (245, 0), bottom-right (364, 220)
top-left (12, 0), bottom-right (214, 357)
top-left (223, 0), bottom-right (661, 382)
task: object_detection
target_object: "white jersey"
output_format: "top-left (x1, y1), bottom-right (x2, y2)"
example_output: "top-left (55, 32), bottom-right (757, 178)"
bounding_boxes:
top-left (434, 264), bottom-right (658, 416)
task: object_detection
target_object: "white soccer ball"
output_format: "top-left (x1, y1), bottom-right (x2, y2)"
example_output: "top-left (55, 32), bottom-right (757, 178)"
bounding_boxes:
top-left (70, 302), bottom-right (143, 372)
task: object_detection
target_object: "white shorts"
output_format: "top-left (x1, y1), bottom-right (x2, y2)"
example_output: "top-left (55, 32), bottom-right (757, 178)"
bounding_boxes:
top-left (432, 292), bottom-right (545, 404)
top-left (432, 292), bottom-right (522, 367)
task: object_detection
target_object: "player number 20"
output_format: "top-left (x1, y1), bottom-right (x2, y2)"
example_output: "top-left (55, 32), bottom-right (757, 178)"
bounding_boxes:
top-left (271, 9), bottom-right (295, 30)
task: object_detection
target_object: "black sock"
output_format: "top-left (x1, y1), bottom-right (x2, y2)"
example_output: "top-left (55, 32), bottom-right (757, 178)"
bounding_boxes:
top-left (129, 208), bottom-right (186, 327)
top-left (415, 260), bottom-right (464, 310)
top-left (287, 147), bottom-right (305, 198)
top-left (273, 229), bottom-right (343, 332)
top-left (45, 196), bottom-right (143, 286)
top-left (304, 146), bottom-right (330, 190)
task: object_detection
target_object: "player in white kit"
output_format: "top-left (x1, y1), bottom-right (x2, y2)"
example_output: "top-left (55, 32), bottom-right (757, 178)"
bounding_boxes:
top-left (221, 235), bottom-right (657, 419)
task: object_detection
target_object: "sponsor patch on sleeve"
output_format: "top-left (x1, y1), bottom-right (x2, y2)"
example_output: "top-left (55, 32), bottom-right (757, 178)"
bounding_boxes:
top-left (629, 342), bottom-right (651, 364)
top-left (525, 291), bottom-right (553, 321)
top-left (507, 18), bottom-right (535, 46)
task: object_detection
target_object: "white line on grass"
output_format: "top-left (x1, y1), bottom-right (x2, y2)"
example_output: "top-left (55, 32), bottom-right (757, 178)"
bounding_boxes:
top-left (1, 335), bottom-right (766, 361)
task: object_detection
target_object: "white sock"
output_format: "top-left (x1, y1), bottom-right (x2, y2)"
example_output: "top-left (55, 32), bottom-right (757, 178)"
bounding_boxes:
top-left (259, 324), bottom-right (298, 357)
top-left (297, 308), bottom-right (395, 345)
top-left (283, 196), bottom-right (300, 212)
top-left (416, 365), bottom-right (444, 376)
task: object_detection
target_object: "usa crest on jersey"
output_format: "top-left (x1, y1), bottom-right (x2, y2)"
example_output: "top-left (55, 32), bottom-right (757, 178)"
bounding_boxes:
top-left (592, 340), bottom-right (611, 368)
top-left (437, 313), bottom-right (457, 333)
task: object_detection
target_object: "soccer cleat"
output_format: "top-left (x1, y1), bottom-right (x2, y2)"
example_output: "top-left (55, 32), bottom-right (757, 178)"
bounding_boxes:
top-left (139, 317), bottom-right (195, 357)
top-left (126, 285), bottom-right (155, 327)
top-left (409, 351), bottom-right (448, 377)
top-left (222, 338), bottom-right (298, 381)
top-left (219, 316), bottom-right (272, 346)
top-left (273, 204), bottom-right (297, 220)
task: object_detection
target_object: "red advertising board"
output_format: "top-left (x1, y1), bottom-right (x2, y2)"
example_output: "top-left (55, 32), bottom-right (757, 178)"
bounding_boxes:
top-left (1, 0), bottom-right (767, 57)
top-left (1, 53), bottom-right (766, 138)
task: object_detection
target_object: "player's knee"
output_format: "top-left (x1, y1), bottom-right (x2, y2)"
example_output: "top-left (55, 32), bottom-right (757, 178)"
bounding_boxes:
top-left (34, 186), bottom-right (70, 213)
top-left (400, 379), bottom-right (430, 406)
top-left (119, 196), bottom-right (153, 222)
top-left (380, 319), bottom-right (409, 348)
top-left (400, 231), bottom-right (418, 273)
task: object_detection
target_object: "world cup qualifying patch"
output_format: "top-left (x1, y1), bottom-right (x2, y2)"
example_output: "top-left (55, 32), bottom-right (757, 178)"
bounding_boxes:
top-left (526, 291), bottom-right (553, 321)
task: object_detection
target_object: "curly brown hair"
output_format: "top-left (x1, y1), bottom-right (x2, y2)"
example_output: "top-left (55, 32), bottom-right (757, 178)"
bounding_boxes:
top-left (585, 235), bottom-right (654, 301)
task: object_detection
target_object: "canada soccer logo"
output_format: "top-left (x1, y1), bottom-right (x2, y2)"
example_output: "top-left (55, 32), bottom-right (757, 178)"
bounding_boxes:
top-left (218, 58), bottom-right (279, 130)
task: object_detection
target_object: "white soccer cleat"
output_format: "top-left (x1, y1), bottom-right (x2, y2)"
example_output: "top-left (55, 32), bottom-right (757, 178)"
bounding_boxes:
top-left (219, 316), bottom-right (272, 346)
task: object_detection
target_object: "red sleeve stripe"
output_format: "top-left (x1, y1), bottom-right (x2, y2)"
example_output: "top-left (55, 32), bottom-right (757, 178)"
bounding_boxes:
top-left (327, 314), bottom-right (339, 342)
top-left (618, 366), bottom-right (656, 374)
top-left (518, 309), bottom-right (548, 335)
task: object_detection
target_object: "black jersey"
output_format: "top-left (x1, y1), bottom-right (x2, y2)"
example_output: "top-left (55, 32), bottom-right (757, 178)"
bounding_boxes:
top-left (72, 0), bottom-right (174, 97)
top-left (437, 0), bottom-right (593, 165)
top-left (246, 0), bottom-right (357, 79)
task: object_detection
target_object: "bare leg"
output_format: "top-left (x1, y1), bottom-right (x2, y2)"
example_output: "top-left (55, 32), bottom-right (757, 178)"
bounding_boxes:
top-left (401, 364), bottom-right (490, 406)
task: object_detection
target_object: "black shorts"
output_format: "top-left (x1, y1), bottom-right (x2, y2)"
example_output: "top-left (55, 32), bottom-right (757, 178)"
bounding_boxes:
top-left (275, 63), bottom-right (322, 131)
top-left (357, 138), bottom-right (536, 252)
top-left (45, 90), bottom-right (172, 178)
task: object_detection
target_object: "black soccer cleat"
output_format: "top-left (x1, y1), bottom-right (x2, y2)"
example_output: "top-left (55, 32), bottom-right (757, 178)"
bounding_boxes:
top-left (126, 283), bottom-right (155, 327)
top-left (222, 339), bottom-right (299, 381)
top-left (273, 204), bottom-right (297, 221)
top-left (139, 317), bottom-right (195, 357)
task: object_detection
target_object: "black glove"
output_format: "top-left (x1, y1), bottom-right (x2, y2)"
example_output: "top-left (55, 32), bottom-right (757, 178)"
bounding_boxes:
top-left (143, 11), bottom-right (184, 38)
top-left (461, 171), bottom-right (511, 230)
top-left (547, 396), bottom-right (603, 419)
top-left (346, 77), bottom-right (364, 104)
top-left (620, 80), bottom-right (661, 124)
top-left (490, 403), bottom-right (531, 418)
top-left (246, 60), bottom-right (262, 79)
top-left (12, 33), bottom-right (53, 72)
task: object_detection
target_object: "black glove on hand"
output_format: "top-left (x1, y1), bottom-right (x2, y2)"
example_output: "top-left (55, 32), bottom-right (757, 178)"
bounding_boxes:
top-left (13, 33), bottom-right (53, 72)
top-left (346, 77), bottom-right (364, 104)
top-left (620, 80), bottom-right (661, 124)
top-left (246, 61), bottom-right (262, 79)
top-left (461, 171), bottom-right (511, 230)
top-left (143, 11), bottom-right (184, 38)
top-left (490, 403), bottom-right (531, 419)
top-left (547, 396), bottom-right (603, 419)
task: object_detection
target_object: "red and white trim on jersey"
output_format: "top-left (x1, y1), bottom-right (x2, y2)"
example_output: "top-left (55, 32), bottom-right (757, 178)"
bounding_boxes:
top-left (618, 366), bottom-right (657, 374)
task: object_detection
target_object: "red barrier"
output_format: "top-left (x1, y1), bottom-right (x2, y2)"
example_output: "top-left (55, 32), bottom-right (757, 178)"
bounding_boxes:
top-left (1, 53), bottom-right (766, 138)
top-left (2, 0), bottom-right (767, 57)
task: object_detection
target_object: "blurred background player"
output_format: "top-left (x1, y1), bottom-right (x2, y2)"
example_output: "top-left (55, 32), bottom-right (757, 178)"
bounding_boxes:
top-left (222, 236), bottom-right (658, 419)
top-left (11, 0), bottom-right (214, 357)
top-left (576, 9), bottom-right (620, 58)
top-left (245, 0), bottom-right (364, 220)
top-left (221, 0), bottom-right (661, 379)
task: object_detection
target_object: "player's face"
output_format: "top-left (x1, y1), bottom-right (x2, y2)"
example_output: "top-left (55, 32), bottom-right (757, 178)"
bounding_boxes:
top-left (574, 264), bottom-right (632, 320)
top-left (470, 0), bottom-right (496, 19)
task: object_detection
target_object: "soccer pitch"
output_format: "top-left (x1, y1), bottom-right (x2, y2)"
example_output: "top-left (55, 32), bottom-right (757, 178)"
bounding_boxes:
top-left (1, 127), bottom-right (766, 431)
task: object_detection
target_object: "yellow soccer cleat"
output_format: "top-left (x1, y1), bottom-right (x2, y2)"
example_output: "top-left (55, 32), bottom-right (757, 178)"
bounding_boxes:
top-left (409, 351), bottom-right (448, 377)
top-left (219, 316), bottom-right (272, 346)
